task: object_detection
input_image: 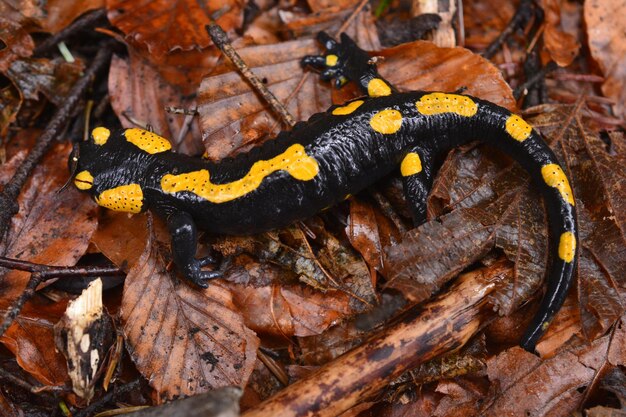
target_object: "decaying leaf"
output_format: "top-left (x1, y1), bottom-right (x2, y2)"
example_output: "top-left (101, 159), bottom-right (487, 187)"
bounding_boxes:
top-left (0, 16), bottom-right (34, 73)
top-left (6, 58), bottom-right (84, 104)
top-left (121, 224), bottom-right (258, 400)
top-left (384, 207), bottom-right (496, 303)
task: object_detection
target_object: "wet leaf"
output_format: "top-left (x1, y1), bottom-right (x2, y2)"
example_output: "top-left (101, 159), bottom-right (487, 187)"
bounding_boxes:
top-left (485, 338), bottom-right (609, 416)
top-left (106, 0), bottom-right (243, 56)
top-left (346, 198), bottom-right (383, 272)
top-left (90, 211), bottom-right (149, 272)
top-left (0, 16), bottom-right (34, 73)
top-left (493, 191), bottom-right (548, 314)
top-left (121, 226), bottom-right (258, 400)
top-left (7, 58), bottom-right (84, 104)
top-left (384, 207), bottom-right (495, 302)
top-left (585, 0), bottom-right (626, 119)
top-left (108, 51), bottom-right (204, 155)
top-left (197, 38), bottom-right (330, 160)
top-left (0, 142), bottom-right (98, 304)
top-left (197, 14), bottom-right (379, 160)
top-left (0, 84), bottom-right (21, 138)
top-left (0, 301), bottom-right (69, 386)
top-left (225, 281), bottom-right (353, 337)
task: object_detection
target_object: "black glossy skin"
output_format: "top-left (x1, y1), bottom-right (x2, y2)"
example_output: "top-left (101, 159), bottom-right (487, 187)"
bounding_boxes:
top-left (72, 33), bottom-right (577, 352)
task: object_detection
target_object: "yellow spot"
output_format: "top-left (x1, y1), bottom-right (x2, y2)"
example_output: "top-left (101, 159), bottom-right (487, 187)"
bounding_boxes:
top-left (124, 128), bottom-right (172, 154)
top-left (367, 78), bottom-right (392, 97)
top-left (400, 153), bottom-right (423, 176)
top-left (326, 54), bottom-right (338, 67)
top-left (541, 321), bottom-right (550, 331)
top-left (416, 93), bottom-right (477, 117)
top-left (505, 114), bottom-right (532, 142)
top-left (74, 170), bottom-right (94, 190)
top-left (370, 109), bottom-right (403, 134)
top-left (558, 232), bottom-right (576, 263)
top-left (92, 127), bottom-right (110, 145)
top-left (96, 184), bottom-right (143, 213)
top-left (541, 164), bottom-right (575, 206)
top-left (161, 144), bottom-right (319, 204)
top-left (332, 100), bottom-right (364, 116)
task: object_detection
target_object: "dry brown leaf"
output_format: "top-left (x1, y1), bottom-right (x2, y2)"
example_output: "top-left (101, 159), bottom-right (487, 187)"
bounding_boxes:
top-left (108, 51), bottom-right (204, 155)
top-left (0, 143), bottom-right (98, 305)
top-left (585, 0), bottom-right (626, 119)
top-left (121, 226), bottom-right (258, 400)
top-left (106, 0), bottom-right (242, 56)
top-left (542, 0), bottom-right (580, 66)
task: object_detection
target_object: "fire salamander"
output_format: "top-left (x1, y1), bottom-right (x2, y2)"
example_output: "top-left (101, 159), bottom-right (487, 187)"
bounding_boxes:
top-left (70, 33), bottom-right (577, 352)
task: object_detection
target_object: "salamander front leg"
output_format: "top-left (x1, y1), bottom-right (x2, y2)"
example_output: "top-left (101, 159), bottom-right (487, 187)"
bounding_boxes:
top-left (302, 32), bottom-right (398, 97)
top-left (400, 149), bottom-right (435, 226)
top-left (167, 210), bottom-right (221, 288)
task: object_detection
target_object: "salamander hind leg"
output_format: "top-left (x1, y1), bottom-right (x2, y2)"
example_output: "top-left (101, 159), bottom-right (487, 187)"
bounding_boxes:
top-left (302, 32), bottom-right (397, 97)
top-left (167, 210), bottom-right (222, 288)
top-left (400, 148), bottom-right (435, 225)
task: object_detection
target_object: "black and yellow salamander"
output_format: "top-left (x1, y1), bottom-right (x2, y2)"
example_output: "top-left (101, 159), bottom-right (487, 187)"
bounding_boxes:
top-left (70, 33), bottom-right (577, 351)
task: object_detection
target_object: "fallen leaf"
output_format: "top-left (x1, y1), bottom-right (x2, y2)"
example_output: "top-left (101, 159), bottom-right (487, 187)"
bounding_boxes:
top-left (108, 51), bottom-right (204, 155)
top-left (0, 17), bottom-right (34, 73)
top-left (0, 301), bottom-right (69, 386)
top-left (378, 41), bottom-right (517, 110)
top-left (39, 1), bottom-right (104, 33)
top-left (485, 338), bottom-right (609, 416)
top-left (106, 0), bottom-right (242, 56)
top-left (585, 0), bottom-right (626, 118)
top-left (121, 225), bottom-right (258, 400)
top-left (0, 142), bottom-right (98, 305)
top-left (384, 207), bottom-right (495, 302)
top-left (7, 58), bottom-right (84, 104)
top-left (542, 0), bottom-right (580, 66)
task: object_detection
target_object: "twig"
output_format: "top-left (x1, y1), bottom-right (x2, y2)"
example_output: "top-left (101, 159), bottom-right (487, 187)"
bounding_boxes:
top-left (514, 60), bottom-right (558, 100)
top-left (0, 42), bottom-right (113, 240)
top-left (72, 379), bottom-right (142, 417)
top-left (242, 262), bottom-right (511, 417)
top-left (482, 0), bottom-right (536, 59)
top-left (206, 22), bottom-right (296, 127)
top-left (34, 9), bottom-right (108, 56)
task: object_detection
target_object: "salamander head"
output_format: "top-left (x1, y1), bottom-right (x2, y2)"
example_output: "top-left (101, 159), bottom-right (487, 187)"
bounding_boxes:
top-left (70, 127), bottom-right (167, 213)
